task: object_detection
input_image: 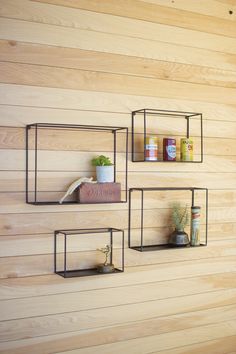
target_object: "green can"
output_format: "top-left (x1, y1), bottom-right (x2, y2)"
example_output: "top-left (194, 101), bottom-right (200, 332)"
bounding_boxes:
top-left (181, 138), bottom-right (193, 161)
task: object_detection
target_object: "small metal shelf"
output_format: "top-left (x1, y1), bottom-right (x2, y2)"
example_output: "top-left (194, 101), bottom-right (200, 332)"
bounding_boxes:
top-left (131, 108), bottom-right (203, 163)
top-left (26, 123), bottom-right (128, 205)
top-left (54, 227), bottom-right (125, 278)
top-left (128, 187), bottom-right (208, 252)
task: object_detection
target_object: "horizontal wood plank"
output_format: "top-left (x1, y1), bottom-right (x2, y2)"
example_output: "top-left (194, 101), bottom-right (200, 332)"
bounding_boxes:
top-left (1, 127), bottom-right (236, 156)
top-left (1, 257), bottom-right (236, 299)
top-left (0, 241), bottom-right (236, 278)
top-left (0, 171), bottom-right (235, 193)
top-left (1, 41), bottom-right (236, 88)
top-left (141, 0), bottom-right (236, 21)
top-left (1, 1), bottom-right (236, 54)
top-left (2, 271), bottom-right (236, 321)
top-left (1, 62), bottom-right (236, 104)
top-left (1, 85), bottom-right (236, 125)
top-left (1, 306), bottom-right (236, 353)
top-left (32, 0), bottom-right (236, 38)
top-left (1, 18), bottom-right (236, 71)
top-left (54, 320), bottom-right (236, 354)
top-left (1, 290), bottom-right (236, 342)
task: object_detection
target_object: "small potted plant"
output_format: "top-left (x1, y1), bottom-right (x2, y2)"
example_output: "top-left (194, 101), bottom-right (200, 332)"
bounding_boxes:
top-left (92, 155), bottom-right (114, 183)
top-left (168, 202), bottom-right (190, 247)
top-left (97, 244), bottom-right (114, 273)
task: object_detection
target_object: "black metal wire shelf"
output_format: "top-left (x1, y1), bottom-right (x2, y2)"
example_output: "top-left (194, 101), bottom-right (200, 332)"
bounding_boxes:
top-left (26, 123), bottom-right (128, 205)
top-left (54, 227), bottom-right (125, 278)
top-left (131, 108), bottom-right (203, 163)
top-left (128, 187), bottom-right (208, 252)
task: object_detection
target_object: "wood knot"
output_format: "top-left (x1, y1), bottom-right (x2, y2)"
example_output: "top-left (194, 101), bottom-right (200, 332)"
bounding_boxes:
top-left (8, 40), bottom-right (17, 46)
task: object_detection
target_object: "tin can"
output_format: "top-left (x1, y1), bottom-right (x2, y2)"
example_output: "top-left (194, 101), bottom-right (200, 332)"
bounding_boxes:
top-left (190, 206), bottom-right (201, 246)
top-left (145, 136), bottom-right (158, 161)
top-left (163, 138), bottom-right (176, 161)
top-left (181, 138), bottom-right (193, 161)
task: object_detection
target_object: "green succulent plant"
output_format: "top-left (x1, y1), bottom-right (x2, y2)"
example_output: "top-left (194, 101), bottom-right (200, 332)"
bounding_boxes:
top-left (171, 202), bottom-right (189, 231)
top-left (91, 155), bottom-right (113, 166)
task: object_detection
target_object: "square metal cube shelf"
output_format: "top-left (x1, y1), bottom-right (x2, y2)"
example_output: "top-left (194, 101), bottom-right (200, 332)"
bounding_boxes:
top-left (128, 187), bottom-right (208, 252)
top-left (131, 109), bottom-right (203, 162)
top-left (26, 123), bottom-right (128, 204)
top-left (54, 227), bottom-right (124, 278)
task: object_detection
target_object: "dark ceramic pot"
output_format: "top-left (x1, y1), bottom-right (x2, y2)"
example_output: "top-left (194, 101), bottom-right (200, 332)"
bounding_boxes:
top-left (97, 263), bottom-right (115, 274)
top-left (168, 229), bottom-right (190, 247)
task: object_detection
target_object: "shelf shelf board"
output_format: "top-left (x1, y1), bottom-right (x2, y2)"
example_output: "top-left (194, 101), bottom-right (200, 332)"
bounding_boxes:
top-left (130, 244), bottom-right (206, 252)
top-left (56, 268), bottom-right (123, 278)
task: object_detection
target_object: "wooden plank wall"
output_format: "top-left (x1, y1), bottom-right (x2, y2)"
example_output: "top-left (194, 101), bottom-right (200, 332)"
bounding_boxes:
top-left (0, 0), bottom-right (236, 352)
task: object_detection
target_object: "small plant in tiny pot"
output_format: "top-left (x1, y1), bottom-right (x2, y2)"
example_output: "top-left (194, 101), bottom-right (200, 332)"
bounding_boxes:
top-left (91, 155), bottom-right (114, 183)
top-left (168, 202), bottom-right (190, 247)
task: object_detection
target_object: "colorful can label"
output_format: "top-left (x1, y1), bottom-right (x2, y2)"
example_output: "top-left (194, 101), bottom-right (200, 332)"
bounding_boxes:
top-left (190, 206), bottom-right (201, 246)
top-left (145, 136), bottom-right (158, 161)
top-left (181, 138), bottom-right (193, 161)
top-left (163, 138), bottom-right (176, 161)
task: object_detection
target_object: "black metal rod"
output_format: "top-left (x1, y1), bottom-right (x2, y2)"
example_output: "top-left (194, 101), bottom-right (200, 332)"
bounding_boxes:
top-left (64, 234), bottom-right (67, 278)
top-left (128, 189), bottom-right (132, 248)
top-left (113, 130), bottom-right (116, 183)
top-left (186, 117), bottom-right (190, 139)
top-left (54, 231), bottom-right (57, 273)
top-left (140, 189), bottom-right (144, 251)
top-left (26, 126), bottom-right (29, 203)
top-left (131, 109), bottom-right (201, 116)
top-left (122, 230), bottom-right (125, 271)
top-left (143, 110), bottom-right (146, 161)
top-left (192, 189), bottom-right (195, 207)
top-left (110, 229), bottom-right (113, 265)
top-left (34, 125), bottom-right (38, 204)
top-left (55, 227), bottom-right (123, 234)
top-left (27, 123), bottom-right (127, 131)
top-left (200, 113), bottom-right (203, 163)
top-left (205, 189), bottom-right (208, 246)
top-left (125, 128), bottom-right (128, 202)
top-left (132, 112), bottom-right (135, 162)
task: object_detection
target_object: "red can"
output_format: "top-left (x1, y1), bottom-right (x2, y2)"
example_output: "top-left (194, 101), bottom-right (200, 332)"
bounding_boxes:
top-left (163, 138), bottom-right (176, 161)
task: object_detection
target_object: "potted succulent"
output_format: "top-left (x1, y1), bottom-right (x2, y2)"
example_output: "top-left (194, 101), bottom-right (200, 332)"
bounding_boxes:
top-left (168, 202), bottom-right (190, 247)
top-left (92, 155), bottom-right (114, 183)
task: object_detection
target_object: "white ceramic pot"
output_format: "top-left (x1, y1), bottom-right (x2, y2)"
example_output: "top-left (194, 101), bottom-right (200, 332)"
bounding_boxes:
top-left (96, 165), bottom-right (114, 183)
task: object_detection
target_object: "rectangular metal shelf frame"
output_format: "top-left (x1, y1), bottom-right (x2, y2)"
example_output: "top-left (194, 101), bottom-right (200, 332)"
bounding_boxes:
top-left (128, 187), bottom-right (208, 252)
top-left (26, 123), bottom-right (128, 204)
top-left (54, 227), bottom-right (125, 278)
top-left (131, 108), bottom-right (203, 163)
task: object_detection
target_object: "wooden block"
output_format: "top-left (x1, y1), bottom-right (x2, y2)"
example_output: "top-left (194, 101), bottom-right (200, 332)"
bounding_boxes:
top-left (78, 183), bottom-right (121, 203)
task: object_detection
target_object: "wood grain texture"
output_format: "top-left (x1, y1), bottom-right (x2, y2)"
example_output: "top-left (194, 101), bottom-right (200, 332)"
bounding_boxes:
top-left (1, 241), bottom-right (236, 278)
top-left (32, 0), bottom-right (236, 38)
top-left (1, 171), bottom-right (236, 196)
top-left (1, 1), bottom-right (236, 54)
top-left (141, 0), bottom-right (236, 21)
top-left (1, 1), bottom-right (236, 352)
top-left (3, 271), bottom-right (236, 321)
top-left (1, 18), bottom-right (236, 71)
top-left (1, 307), bottom-right (236, 353)
top-left (50, 320), bottom-right (236, 354)
top-left (1, 62), bottom-right (236, 104)
top-left (2, 41), bottom-right (236, 89)
top-left (1, 127), bottom-right (236, 156)
top-left (1, 288), bottom-right (236, 341)
top-left (1, 85), bottom-right (236, 125)
top-left (1, 257), bottom-right (236, 299)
